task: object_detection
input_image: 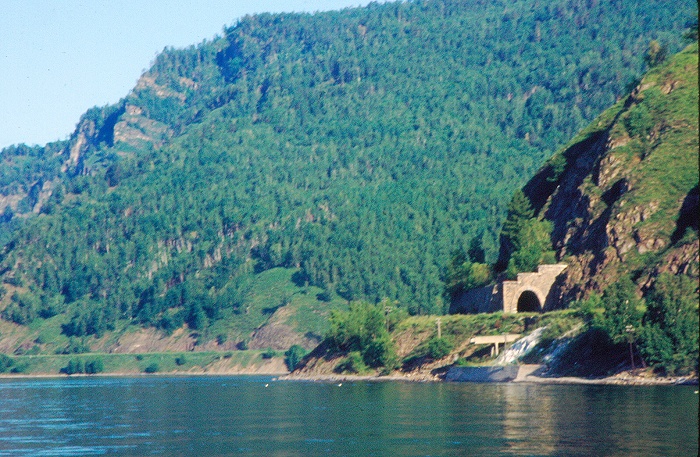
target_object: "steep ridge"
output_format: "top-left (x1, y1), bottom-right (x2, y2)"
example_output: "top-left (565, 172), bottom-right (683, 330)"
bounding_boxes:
top-left (523, 43), bottom-right (699, 304)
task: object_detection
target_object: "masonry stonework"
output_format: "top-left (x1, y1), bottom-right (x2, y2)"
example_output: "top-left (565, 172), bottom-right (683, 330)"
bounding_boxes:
top-left (450, 264), bottom-right (567, 314)
top-left (501, 264), bottom-right (567, 313)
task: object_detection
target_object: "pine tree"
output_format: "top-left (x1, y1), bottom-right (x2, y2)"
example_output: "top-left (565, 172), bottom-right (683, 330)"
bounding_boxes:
top-left (497, 190), bottom-right (535, 270)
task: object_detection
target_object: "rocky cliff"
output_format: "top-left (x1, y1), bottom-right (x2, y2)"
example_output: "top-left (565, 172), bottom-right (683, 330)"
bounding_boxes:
top-left (523, 43), bottom-right (699, 304)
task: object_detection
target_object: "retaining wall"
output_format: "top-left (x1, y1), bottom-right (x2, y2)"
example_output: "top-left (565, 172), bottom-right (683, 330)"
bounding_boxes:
top-left (445, 366), bottom-right (521, 382)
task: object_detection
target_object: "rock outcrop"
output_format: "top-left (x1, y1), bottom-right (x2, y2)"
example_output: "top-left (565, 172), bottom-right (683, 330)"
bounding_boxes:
top-left (523, 44), bottom-right (699, 303)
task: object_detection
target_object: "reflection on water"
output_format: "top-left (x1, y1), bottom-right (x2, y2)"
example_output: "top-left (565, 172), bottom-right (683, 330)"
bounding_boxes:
top-left (0, 376), bottom-right (696, 456)
top-left (500, 383), bottom-right (557, 455)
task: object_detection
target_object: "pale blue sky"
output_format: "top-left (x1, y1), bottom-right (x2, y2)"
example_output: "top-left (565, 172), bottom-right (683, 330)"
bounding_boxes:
top-left (0, 0), bottom-right (379, 150)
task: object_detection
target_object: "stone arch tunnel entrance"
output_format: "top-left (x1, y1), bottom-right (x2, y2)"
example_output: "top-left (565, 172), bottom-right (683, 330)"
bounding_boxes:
top-left (500, 264), bottom-right (568, 314)
top-left (516, 290), bottom-right (541, 312)
top-left (451, 264), bottom-right (567, 314)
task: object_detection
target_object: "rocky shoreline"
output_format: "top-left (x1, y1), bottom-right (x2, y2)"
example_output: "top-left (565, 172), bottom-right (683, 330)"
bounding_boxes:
top-left (281, 365), bottom-right (698, 386)
top-left (1, 363), bottom-right (696, 386)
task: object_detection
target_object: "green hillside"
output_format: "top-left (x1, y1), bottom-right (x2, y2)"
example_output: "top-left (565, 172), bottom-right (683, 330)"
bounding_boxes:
top-left (519, 42), bottom-right (699, 298)
top-left (496, 43), bottom-right (698, 376)
top-left (0, 0), bottom-right (695, 352)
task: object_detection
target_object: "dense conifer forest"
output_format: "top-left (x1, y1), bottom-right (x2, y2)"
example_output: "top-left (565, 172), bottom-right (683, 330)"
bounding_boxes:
top-left (0, 0), bottom-right (695, 341)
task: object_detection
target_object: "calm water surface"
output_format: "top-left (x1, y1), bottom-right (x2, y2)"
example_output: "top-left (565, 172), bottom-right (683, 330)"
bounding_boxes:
top-left (0, 376), bottom-right (696, 456)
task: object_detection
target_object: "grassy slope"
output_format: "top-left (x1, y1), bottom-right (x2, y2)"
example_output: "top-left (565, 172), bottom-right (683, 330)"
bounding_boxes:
top-left (0, 267), bottom-right (345, 359)
top-left (2, 350), bottom-right (287, 376)
top-left (597, 44), bottom-right (698, 235)
top-left (237, 268), bottom-right (346, 343)
top-left (294, 310), bottom-right (584, 377)
top-left (569, 44), bottom-right (696, 262)
top-left (0, 307), bottom-right (584, 376)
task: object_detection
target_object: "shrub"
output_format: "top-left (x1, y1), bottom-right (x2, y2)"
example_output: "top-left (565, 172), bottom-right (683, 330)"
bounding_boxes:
top-left (10, 362), bottom-right (29, 374)
top-left (0, 354), bottom-right (15, 373)
top-left (261, 348), bottom-right (276, 359)
top-left (572, 292), bottom-right (604, 322)
top-left (362, 335), bottom-right (398, 369)
top-left (144, 363), bottom-right (159, 373)
top-left (644, 40), bottom-right (667, 68)
top-left (59, 337), bottom-right (90, 355)
top-left (507, 219), bottom-right (555, 276)
top-left (444, 249), bottom-right (493, 299)
top-left (2, 292), bottom-right (40, 325)
top-left (316, 289), bottom-right (332, 302)
top-left (61, 301), bottom-right (115, 338)
top-left (594, 275), bottom-right (644, 345)
top-left (62, 358), bottom-right (84, 375)
top-left (454, 357), bottom-right (469, 367)
top-left (326, 301), bottom-right (399, 370)
top-left (624, 104), bottom-right (654, 138)
top-left (327, 301), bottom-right (385, 352)
top-left (546, 154), bottom-right (567, 183)
top-left (284, 345), bottom-right (307, 371)
top-left (335, 351), bottom-right (367, 374)
top-left (639, 274), bottom-right (699, 375)
top-left (175, 355), bottom-right (187, 366)
top-left (84, 358), bottom-right (104, 374)
top-left (427, 337), bottom-right (453, 360)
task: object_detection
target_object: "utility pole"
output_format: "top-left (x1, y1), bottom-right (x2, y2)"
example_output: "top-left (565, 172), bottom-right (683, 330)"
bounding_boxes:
top-left (625, 325), bottom-right (636, 370)
top-left (384, 305), bottom-right (391, 332)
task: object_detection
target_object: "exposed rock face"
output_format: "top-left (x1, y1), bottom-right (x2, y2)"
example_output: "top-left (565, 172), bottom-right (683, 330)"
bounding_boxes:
top-left (248, 322), bottom-right (320, 351)
top-left (247, 305), bottom-right (322, 351)
top-left (639, 239), bottom-right (699, 292)
top-left (63, 103), bottom-right (127, 171)
top-left (111, 74), bottom-right (184, 149)
top-left (61, 71), bottom-right (181, 175)
top-left (112, 102), bottom-right (172, 149)
top-left (524, 45), bottom-right (699, 303)
top-left (68, 119), bottom-right (94, 166)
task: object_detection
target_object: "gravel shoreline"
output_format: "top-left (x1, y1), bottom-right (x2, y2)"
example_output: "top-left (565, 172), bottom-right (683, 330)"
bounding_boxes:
top-left (1, 368), bottom-right (696, 386)
top-left (281, 368), bottom-right (698, 386)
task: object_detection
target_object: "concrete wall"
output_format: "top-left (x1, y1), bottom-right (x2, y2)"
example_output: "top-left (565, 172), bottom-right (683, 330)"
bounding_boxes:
top-left (445, 366), bottom-right (520, 382)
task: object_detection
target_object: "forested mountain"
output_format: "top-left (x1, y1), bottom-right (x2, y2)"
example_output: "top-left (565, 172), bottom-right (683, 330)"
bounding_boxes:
top-left (0, 0), bottom-right (695, 348)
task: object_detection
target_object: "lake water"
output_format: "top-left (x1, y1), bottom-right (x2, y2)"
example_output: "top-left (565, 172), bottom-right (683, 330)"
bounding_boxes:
top-left (0, 376), bottom-right (696, 456)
